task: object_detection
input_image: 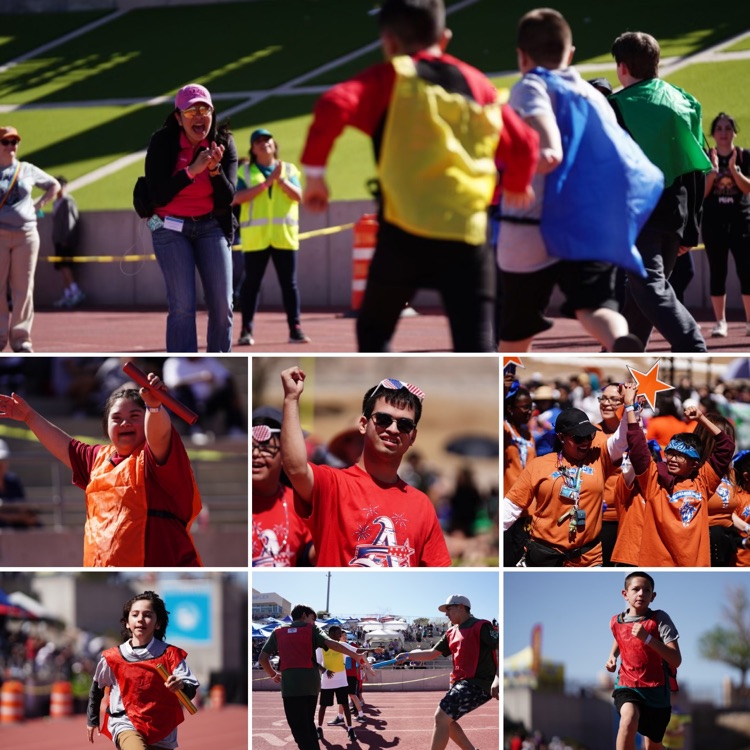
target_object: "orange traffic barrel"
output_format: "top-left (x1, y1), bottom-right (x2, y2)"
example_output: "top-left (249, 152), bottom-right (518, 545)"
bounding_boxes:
top-left (210, 684), bottom-right (225, 710)
top-left (350, 214), bottom-right (378, 312)
top-left (50, 681), bottom-right (73, 718)
top-left (0, 680), bottom-right (24, 723)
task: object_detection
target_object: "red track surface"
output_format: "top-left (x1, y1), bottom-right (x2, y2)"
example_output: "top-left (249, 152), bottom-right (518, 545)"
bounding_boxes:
top-left (252, 690), bottom-right (499, 750)
top-left (22, 306), bottom-right (746, 354)
top-left (0, 705), bottom-right (248, 749)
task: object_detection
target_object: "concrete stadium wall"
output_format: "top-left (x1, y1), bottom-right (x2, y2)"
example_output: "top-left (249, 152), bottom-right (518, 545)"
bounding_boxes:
top-left (0, 528), bottom-right (248, 567)
top-left (34, 200), bottom-right (444, 311)
top-left (31, 202), bottom-right (730, 313)
top-left (252, 666), bottom-right (452, 692)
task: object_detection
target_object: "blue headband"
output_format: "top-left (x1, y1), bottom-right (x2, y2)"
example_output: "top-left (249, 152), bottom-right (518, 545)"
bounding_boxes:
top-left (665, 438), bottom-right (700, 460)
top-left (734, 449), bottom-right (750, 466)
top-left (646, 439), bottom-right (663, 460)
top-left (505, 380), bottom-right (520, 400)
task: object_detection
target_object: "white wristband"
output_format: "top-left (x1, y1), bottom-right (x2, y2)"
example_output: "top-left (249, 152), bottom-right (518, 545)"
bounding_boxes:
top-left (624, 405), bottom-right (636, 412)
top-left (644, 634), bottom-right (652, 645)
top-left (146, 405), bottom-right (163, 413)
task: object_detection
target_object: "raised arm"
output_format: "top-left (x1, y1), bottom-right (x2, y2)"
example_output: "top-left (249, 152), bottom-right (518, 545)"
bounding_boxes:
top-left (0, 392), bottom-right (73, 468)
top-left (141, 373), bottom-right (172, 465)
top-left (280, 367), bottom-right (315, 504)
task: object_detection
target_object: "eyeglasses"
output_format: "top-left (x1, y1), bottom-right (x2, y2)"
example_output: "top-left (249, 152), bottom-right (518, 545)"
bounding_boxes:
top-left (252, 440), bottom-right (280, 457)
top-left (371, 412), bottom-right (417, 434)
top-left (252, 424), bottom-right (280, 456)
top-left (371, 378), bottom-right (425, 402)
top-left (180, 105), bottom-right (212, 119)
top-left (598, 396), bottom-right (622, 404)
top-left (664, 450), bottom-right (689, 463)
top-left (0, 139), bottom-right (19, 147)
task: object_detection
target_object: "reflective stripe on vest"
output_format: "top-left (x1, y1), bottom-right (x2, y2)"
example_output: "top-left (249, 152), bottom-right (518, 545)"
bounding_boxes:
top-left (238, 162), bottom-right (300, 251)
top-left (102, 644), bottom-right (187, 744)
top-left (378, 55), bottom-right (500, 245)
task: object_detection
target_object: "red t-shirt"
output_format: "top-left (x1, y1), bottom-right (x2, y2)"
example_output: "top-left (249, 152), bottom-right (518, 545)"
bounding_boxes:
top-left (252, 484), bottom-right (313, 567)
top-left (69, 428), bottom-right (198, 566)
top-left (295, 464), bottom-right (451, 567)
top-left (157, 131), bottom-right (214, 218)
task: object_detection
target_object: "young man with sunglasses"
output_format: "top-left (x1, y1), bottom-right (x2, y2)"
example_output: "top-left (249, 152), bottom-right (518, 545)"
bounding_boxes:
top-left (251, 406), bottom-right (314, 567)
top-left (280, 366), bottom-right (451, 567)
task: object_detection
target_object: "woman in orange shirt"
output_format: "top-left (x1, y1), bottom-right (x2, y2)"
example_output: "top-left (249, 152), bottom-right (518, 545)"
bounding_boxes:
top-left (503, 405), bottom-right (628, 567)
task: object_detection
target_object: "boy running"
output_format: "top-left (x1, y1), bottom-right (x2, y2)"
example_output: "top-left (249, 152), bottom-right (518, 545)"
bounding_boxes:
top-left (606, 572), bottom-right (681, 750)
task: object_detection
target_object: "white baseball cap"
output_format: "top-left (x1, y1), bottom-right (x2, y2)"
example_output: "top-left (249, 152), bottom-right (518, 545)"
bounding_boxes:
top-left (438, 594), bottom-right (471, 612)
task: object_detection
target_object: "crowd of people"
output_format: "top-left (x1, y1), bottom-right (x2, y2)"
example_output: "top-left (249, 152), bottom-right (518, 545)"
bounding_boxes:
top-left (504, 362), bottom-right (750, 567)
top-left (3, 1), bottom-right (745, 352)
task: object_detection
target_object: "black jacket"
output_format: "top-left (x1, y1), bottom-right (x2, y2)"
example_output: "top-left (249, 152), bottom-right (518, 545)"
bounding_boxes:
top-left (144, 123), bottom-right (238, 239)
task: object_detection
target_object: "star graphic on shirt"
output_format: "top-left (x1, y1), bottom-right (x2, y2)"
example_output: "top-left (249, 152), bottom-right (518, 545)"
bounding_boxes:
top-left (504, 357), bottom-right (524, 370)
top-left (627, 360), bottom-right (673, 412)
top-left (361, 503), bottom-right (380, 519)
top-left (354, 524), bottom-right (371, 541)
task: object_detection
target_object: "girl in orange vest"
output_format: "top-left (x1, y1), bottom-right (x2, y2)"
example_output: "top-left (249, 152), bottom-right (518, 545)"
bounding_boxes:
top-left (0, 372), bottom-right (202, 567)
top-left (86, 590), bottom-right (199, 750)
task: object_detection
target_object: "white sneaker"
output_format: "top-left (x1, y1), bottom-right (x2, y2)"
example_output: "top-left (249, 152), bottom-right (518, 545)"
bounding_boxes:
top-left (711, 320), bottom-right (728, 337)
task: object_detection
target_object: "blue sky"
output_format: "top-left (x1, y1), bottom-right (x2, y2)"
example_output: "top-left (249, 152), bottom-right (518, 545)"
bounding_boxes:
top-left (504, 570), bottom-right (747, 703)
top-left (252, 570), bottom-right (499, 623)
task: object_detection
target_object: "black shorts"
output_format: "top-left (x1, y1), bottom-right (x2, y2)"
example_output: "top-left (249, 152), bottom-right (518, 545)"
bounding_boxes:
top-left (319, 686), bottom-right (349, 707)
top-left (346, 676), bottom-right (359, 696)
top-left (438, 680), bottom-right (491, 721)
top-left (613, 688), bottom-right (671, 742)
top-left (500, 261), bottom-right (618, 341)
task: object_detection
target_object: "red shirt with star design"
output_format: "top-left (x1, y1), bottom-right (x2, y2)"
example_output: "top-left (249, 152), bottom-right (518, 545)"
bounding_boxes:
top-left (294, 464), bottom-right (451, 568)
top-left (252, 484), bottom-right (313, 567)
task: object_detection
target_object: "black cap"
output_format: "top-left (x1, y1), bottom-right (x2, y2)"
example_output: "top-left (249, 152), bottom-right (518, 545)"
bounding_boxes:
top-left (252, 405), bottom-right (282, 428)
top-left (555, 408), bottom-right (597, 437)
top-left (588, 77), bottom-right (613, 96)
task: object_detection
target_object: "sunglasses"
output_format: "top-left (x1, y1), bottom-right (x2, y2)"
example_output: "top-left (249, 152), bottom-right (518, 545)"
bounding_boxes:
top-left (371, 412), bottom-right (417, 434)
top-left (181, 105), bottom-right (212, 119)
top-left (0, 139), bottom-right (19, 147)
top-left (371, 378), bottom-right (425, 402)
top-left (564, 433), bottom-right (593, 444)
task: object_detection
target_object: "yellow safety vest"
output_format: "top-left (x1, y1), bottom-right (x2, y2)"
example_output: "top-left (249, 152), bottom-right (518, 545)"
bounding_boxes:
top-left (379, 55), bottom-right (501, 246)
top-left (238, 161), bottom-right (300, 251)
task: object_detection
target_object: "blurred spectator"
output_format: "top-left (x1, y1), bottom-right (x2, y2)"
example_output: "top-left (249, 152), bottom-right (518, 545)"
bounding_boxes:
top-left (529, 385), bottom-right (561, 456)
top-left (51, 176), bottom-right (84, 309)
top-left (50, 357), bottom-right (104, 417)
top-left (646, 393), bottom-right (692, 448)
top-left (311, 424), bottom-right (363, 468)
top-left (0, 438), bottom-right (37, 529)
top-left (163, 356), bottom-right (246, 444)
top-left (447, 465), bottom-right (482, 537)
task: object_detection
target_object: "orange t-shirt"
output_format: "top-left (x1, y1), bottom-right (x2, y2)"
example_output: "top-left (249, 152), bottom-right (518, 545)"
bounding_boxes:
top-left (637, 462), bottom-right (719, 567)
top-left (506, 444), bottom-right (616, 566)
top-left (504, 420), bottom-right (536, 490)
top-left (707, 475), bottom-right (738, 528)
top-left (734, 486), bottom-right (750, 567)
top-left (609, 474), bottom-right (645, 566)
top-left (645, 415), bottom-right (694, 448)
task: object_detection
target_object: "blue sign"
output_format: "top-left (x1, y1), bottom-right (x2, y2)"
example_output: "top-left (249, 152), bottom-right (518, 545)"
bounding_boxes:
top-left (162, 587), bottom-right (212, 644)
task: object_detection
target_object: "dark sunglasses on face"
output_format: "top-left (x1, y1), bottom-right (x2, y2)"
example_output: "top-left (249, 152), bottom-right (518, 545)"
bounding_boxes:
top-left (181, 105), bottom-right (212, 119)
top-left (1, 139), bottom-right (19, 147)
top-left (565, 433), bottom-right (592, 444)
top-left (371, 411), bottom-right (416, 434)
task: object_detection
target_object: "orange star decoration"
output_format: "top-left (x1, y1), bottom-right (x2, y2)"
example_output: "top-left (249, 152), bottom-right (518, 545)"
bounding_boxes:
top-left (504, 357), bottom-right (524, 370)
top-left (627, 360), bottom-right (674, 412)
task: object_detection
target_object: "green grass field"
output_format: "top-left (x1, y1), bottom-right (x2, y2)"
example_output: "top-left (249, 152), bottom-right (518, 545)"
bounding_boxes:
top-left (1, 0), bottom-right (749, 209)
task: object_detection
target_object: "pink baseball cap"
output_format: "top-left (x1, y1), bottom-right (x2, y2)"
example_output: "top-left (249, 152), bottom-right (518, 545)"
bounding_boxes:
top-left (175, 84), bottom-right (213, 111)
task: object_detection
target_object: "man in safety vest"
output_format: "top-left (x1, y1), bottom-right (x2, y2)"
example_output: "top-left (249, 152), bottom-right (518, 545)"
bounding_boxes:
top-left (259, 604), bottom-right (366, 750)
top-left (394, 594), bottom-right (499, 750)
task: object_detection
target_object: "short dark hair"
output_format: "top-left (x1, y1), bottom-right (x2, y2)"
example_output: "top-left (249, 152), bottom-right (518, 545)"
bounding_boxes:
top-left (611, 31), bottom-right (660, 80)
top-left (328, 625), bottom-right (342, 638)
top-left (505, 386), bottom-right (531, 408)
top-left (291, 604), bottom-right (316, 620)
top-left (517, 8), bottom-right (572, 69)
top-left (379, 0), bottom-right (444, 51)
top-left (121, 590), bottom-right (169, 641)
top-left (624, 571), bottom-right (655, 590)
top-left (102, 388), bottom-right (145, 438)
top-left (667, 432), bottom-right (702, 458)
top-left (711, 112), bottom-right (739, 136)
top-left (735, 452), bottom-right (750, 486)
top-left (362, 384), bottom-right (422, 424)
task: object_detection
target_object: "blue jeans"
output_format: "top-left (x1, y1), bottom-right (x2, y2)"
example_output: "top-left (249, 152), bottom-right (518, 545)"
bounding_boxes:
top-left (151, 217), bottom-right (233, 352)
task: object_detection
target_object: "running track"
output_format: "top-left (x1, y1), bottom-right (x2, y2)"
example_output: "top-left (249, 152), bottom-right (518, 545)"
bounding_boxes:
top-left (0, 705), bottom-right (248, 749)
top-left (252, 691), bottom-right (499, 750)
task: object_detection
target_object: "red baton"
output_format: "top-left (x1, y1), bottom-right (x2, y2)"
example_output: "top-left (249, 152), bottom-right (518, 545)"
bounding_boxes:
top-left (122, 361), bottom-right (199, 425)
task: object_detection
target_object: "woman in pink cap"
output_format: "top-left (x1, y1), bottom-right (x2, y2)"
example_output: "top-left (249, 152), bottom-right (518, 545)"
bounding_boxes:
top-left (143, 84), bottom-right (237, 352)
top-left (0, 126), bottom-right (59, 353)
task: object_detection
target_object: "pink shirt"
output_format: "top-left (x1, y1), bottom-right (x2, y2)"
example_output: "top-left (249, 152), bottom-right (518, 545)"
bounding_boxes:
top-left (157, 131), bottom-right (214, 218)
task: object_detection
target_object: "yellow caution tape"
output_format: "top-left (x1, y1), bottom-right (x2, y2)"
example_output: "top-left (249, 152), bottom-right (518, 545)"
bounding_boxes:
top-left (42, 222), bottom-right (358, 263)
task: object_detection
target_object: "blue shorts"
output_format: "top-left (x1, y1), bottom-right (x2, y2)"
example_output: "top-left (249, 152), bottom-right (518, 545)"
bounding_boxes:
top-left (439, 680), bottom-right (491, 720)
